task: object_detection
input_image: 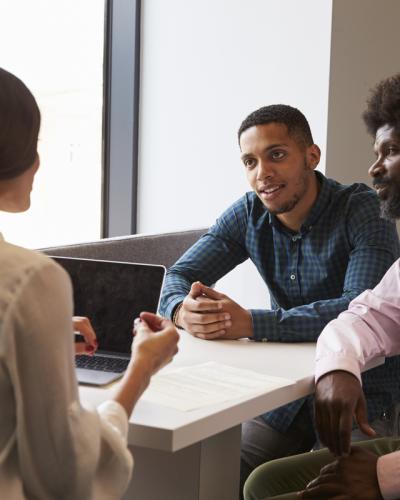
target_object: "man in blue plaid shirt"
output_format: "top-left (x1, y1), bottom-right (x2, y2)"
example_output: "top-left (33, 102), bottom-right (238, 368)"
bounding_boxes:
top-left (158, 105), bottom-right (400, 492)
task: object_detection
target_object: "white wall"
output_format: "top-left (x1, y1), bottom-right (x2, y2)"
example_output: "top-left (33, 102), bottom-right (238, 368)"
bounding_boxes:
top-left (325, 0), bottom-right (400, 187)
top-left (138, 0), bottom-right (333, 307)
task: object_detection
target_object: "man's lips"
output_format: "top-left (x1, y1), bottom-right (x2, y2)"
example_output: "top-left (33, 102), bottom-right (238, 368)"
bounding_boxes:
top-left (373, 182), bottom-right (390, 199)
top-left (258, 184), bottom-right (285, 201)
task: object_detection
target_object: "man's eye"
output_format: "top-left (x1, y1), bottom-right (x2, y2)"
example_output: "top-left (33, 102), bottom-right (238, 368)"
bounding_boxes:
top-left (244, 159), bottom-right (256, 168)
top-left (271, 151), bottom-right (285, 160)
top-left (388, 147), bottom-right (399, 155)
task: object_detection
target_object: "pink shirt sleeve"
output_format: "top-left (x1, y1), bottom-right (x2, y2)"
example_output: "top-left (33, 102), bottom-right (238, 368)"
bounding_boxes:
top-left (377, 452), bottom-right (400, 499)
top-left (315, 258), bottom-right (400, 499)
top-left (315, 258), bottom-right (400, 383)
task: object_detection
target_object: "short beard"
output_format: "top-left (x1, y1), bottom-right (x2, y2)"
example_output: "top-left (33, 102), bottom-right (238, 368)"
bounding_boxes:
top-left (380, 189), bottom-right (400, 220)
top-left (269, 160), bottom-right (309, 215)
top-left (270, 193), bottom-right (302, 215)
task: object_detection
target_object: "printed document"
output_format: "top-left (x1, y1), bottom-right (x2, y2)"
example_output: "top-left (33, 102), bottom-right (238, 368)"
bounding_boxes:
top-left (141, 361), bottom-right (294, 411)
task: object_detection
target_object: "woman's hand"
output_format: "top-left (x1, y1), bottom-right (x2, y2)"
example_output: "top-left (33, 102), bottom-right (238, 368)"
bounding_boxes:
top-left (73, 316), bottom-right (98, 356)
top-left (113, 312), bottom-right (179, 417)
top-left (131, 312), bottom-right (179, 376)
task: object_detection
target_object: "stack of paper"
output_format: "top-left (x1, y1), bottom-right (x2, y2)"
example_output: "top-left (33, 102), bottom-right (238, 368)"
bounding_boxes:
top-left (141, 362), bottom-right (294, 411)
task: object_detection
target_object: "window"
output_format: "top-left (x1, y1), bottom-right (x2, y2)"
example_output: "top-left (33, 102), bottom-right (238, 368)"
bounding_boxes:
top-left (0, 0), bottom-right (105, 248)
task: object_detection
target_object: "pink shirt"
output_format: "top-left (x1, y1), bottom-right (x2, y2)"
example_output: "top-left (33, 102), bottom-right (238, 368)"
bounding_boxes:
top-left (316, 258), bottom-right (400, 500)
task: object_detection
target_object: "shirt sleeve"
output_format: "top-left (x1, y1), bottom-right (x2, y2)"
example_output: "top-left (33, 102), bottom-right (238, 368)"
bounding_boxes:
top-left (159, 197), bottom-right (249, 318)
top-left (4, 260), bottom-right (133, 500)
top-left (314, 260), bottom-right (400, 499)
top-left (377, 451), bottom-right (400, 499)
top-left (315, 259), bottom-right (400, 383)
top-left (251, 195), bottom-right (399, 342)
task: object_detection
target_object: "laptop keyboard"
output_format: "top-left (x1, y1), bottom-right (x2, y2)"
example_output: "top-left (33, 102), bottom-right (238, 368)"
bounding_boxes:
top-left (75, 355), bottom-right (129, 373)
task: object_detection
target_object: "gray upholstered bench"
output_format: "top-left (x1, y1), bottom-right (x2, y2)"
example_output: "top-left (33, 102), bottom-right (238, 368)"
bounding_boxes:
top-left (40, 228), bottom-right (206, 269)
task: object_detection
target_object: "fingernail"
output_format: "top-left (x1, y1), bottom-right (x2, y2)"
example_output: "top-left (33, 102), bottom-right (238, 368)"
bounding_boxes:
top-left (133, 318), bottom-right (142, 331)
top-left (224, 313), bottom-right (231, 320)
top-left (225, 320), bottom-right (232, 327)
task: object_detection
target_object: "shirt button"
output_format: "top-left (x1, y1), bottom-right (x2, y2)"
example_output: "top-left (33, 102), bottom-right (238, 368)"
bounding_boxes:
top-left (290, 274), bottom-right (296, 280)
top-left (292, 236), bottom-right (297, 242)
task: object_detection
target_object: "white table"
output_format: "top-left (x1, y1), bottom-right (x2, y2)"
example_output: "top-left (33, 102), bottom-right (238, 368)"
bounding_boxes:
top-left (80, 332), bottom-right (323, 500)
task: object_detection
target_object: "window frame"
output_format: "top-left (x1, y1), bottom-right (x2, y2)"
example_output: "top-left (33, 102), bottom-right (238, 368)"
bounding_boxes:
top-left (102, 0), bottom-right (141, 237)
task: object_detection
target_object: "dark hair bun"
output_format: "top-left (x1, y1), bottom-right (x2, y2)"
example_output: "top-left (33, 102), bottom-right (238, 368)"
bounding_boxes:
top-left (0, 68), bottom-right (41, 180)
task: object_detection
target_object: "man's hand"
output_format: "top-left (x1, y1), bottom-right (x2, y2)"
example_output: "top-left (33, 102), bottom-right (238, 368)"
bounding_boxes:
top-left (73, 316), bottom-right (98, 355)
top-left (176, 282), bottom-right (253, 340)
top-left (315, 371), bottom-right (375, 456)
top-left (176, 282), bottom-right (232, 339)
top-left (300, 446), bottom-right (382, 500)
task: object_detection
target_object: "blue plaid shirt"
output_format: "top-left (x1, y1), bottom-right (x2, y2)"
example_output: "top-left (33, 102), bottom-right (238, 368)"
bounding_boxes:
top-left (160, 172), bottom-right (400, 432)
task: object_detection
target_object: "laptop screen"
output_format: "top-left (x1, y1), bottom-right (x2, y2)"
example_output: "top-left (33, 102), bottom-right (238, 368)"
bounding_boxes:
top-left (51, 256), bottom-right (166, 355)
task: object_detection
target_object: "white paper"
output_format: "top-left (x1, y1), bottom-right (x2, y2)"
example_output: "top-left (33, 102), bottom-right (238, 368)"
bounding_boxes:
top-left (141, 362), bottom-right (294, 411)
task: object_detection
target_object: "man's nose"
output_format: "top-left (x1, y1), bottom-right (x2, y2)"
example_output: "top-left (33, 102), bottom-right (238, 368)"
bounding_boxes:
top-left (256, 160), bottom-right (274, 180)
top-left (368, 157), bottom-right (385, 178)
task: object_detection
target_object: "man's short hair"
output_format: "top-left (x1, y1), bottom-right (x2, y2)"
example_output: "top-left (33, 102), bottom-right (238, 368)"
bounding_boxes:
top-left (238, 104), bottom-right (314, 148)
top-left (363, 74), bottom-right (400, 136)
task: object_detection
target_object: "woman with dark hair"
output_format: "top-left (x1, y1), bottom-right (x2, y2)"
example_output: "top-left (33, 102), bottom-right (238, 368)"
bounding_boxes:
top-left (0, 67), bottom-right (179, 499)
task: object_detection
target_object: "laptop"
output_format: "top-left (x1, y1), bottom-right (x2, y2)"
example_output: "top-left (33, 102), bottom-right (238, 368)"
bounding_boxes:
top-left (51, 256), bottom-right (166, 386)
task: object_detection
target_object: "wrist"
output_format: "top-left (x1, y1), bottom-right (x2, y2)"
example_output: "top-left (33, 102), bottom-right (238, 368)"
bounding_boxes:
top-left (245, 309), bottom-right (253, 338)
top-left (128, 355), bottom-right (154, 384)
top-left (318, 370), bottom-right (361, 384)
top-left (172, 303), bottom-right (184, 329)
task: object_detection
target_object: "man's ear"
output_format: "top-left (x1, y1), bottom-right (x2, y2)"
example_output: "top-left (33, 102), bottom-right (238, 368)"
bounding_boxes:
top-left (307, 144), bottom-right (321, 170)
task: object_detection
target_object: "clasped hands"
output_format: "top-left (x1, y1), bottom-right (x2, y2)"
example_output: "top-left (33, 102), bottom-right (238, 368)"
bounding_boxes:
top-left (300, 371), bottom-right (383, 500)
top-left (175, 281), bottom-right (253, 340)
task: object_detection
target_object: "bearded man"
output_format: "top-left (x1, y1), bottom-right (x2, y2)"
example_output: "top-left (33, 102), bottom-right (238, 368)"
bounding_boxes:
top-left (243, 76), bottom-right (400, 500)
top-left (158, 104), bottom-right (400, 494)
